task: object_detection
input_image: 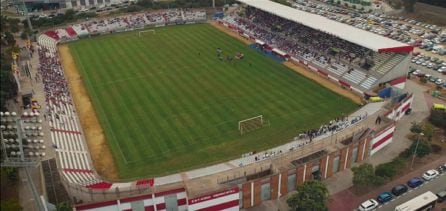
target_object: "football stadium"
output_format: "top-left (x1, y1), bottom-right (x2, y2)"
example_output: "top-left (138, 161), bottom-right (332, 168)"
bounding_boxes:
top-left (11, 0), bottom-right (417, 210)
top-left (68, 23), bottom-right (358, 178)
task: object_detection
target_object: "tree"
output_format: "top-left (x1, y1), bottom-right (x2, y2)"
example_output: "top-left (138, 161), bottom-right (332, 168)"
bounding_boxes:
top-left (410, 122), bottom-right (423, 134)
top-left (0, 199), bottom-right (21, 211)
top-left (352, 163), bottom-right (377, 187)
top-left (4, 167), bottom-right (18, 183)
top-left (287, 180), bottom-right (329, 211)
top-left (422, 124), bottom-right (434, 141)
top-left (56, 202), bottom-right (71, 211)
top-left (429, 110), bottom-right (446, 129)
top-left (410, 140), bottom-right (431, 157)
top-left (375, 163), bottom-right (397, 179)
top-left (401, 0), bottom-right (417, 12)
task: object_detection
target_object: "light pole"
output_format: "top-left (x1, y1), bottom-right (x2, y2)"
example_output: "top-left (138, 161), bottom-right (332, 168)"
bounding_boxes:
top-left (410, 132), bottom-right (424, 170)
top-left (1, 111), bottom-right (45, 211)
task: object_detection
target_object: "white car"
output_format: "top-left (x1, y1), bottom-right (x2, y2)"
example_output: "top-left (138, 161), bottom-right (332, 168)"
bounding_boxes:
top-left (422, 169), bottom-right (439, 181)
top-left (435, 79), bottom-right (444, 86)
top-left (358, 199), bottom-right (379, 211)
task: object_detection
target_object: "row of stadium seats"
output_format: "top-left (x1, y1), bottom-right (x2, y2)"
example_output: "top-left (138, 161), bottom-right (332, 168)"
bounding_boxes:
top-left (38, 9), bottom-right (206, 44)
top-left (37, 35), bottom-right (58, 53)
top-left (342, 69), bottom-right (366, 84)
top-left (327, 63), bottom-right (348, 76)
top-left (37, 46), bottom-right (104, 187)
top-left (375, 54), bottom-right (406, 75)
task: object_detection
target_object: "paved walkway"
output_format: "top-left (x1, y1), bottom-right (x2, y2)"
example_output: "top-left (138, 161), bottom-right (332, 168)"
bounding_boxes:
top-left (11, 40), bottom-right (57, 210)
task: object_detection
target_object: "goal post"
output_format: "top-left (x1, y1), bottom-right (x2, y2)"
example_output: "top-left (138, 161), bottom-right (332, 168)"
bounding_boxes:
top-left (138, 29), bottom-right (156, 37)
top-left (238, 115), bottom-right (266, 135)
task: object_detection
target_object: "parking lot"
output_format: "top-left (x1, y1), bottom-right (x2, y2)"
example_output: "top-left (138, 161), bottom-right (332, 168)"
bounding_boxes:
top-left (292, 0), bottom-right (446, 58)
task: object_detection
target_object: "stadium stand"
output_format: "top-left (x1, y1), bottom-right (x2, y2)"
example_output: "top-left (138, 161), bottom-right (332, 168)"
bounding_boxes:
top-left (342, 69), bottom-right (367, 84)
top-left (65, 27), bottom-right (78, 37)
top-left (220, 2), bottom-right (411, 93)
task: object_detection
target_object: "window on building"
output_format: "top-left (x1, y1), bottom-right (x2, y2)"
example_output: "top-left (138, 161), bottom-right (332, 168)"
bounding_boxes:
top-left (332, 156), bottom-right (340, 173)
top-left (287, 174), bottom-right (296, 192)
top-left (261, 183), bottom-right (271, 201)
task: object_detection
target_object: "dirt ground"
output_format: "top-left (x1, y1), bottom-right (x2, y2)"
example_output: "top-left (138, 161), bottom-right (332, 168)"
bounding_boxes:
top-left (58, 45), bottom-right (119, 181)
top-left (209, 21), bottom-right (254, 45)
top-left (209, 21), bottom-right (363, 105)
top-left (283, 62), bottom-right (363, 105)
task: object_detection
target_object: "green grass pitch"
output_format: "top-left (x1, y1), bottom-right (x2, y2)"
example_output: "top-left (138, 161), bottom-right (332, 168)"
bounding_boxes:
top-left (69, 24), bottom-right (358, 179)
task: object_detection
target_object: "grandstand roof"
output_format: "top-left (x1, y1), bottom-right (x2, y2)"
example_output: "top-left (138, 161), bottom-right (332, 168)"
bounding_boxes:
top-left (237, 0), bottom-right (414, 53)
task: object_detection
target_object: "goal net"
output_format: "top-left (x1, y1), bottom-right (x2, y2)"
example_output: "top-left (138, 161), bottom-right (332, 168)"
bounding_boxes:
top-left (138, 29), bottom-right (156, 37)
top-left (238, 115), bottom-right (267, 135)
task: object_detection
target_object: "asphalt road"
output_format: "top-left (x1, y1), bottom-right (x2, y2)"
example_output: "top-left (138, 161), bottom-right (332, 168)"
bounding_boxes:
top-left (377, 173), bottom-right (446, 211)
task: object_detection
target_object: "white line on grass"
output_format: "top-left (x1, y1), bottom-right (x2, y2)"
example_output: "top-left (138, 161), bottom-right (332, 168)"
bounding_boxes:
top-left (72, 48), bottom-right (129, 164)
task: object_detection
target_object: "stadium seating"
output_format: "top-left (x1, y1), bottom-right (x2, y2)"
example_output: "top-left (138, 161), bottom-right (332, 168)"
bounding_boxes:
top-left (72, 24), bottom-right (89, 36)
top-left (56, 29), bottom-right (70, 39)
top-left (65, 27), bottom-right (78, 37)
top-left (327, 62), bottom-right (348, 76)
top-left (360, 76), bottom-right (378, 90)
top-left (44, 31), bottom-right (60, 40)
top-left (342, 69), bottom-right (366, 84)
top-left (375, 54), bottom-right (405, 75)
top-left (37, 35), bottom-right (57, 53)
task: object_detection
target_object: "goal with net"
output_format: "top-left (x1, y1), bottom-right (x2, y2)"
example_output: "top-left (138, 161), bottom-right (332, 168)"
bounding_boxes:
top-left (138, 29), bottom-right (156, 37)
top-left (238, 115), bottom-right (268, 135)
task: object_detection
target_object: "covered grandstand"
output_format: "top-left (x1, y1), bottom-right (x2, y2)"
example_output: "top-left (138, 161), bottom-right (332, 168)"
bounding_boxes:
top-left (221, 0), bottom-right (413, 94)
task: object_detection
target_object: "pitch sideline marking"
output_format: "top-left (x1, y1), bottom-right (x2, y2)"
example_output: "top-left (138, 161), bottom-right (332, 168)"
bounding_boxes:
top-left (71, 47), bottom-right (129, 164)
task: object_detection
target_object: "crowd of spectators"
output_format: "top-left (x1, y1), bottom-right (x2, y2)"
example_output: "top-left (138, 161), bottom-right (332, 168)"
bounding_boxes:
top-left (240, 112), bottom-right (367, 166)
top-left (36, 47), bottom-right (71, 123)
top-left (224, 8), bottom-right (382, 73)
top-left (55, 9), bottom-right (206, 39)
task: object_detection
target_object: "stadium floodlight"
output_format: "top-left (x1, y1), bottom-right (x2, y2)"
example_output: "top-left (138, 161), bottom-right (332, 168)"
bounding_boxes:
top-left (1, 111), bottom-right (45, 210)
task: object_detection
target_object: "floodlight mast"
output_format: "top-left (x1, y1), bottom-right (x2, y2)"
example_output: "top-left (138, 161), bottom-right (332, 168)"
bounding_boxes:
top-left (0, 114), bottom-right (44, 211)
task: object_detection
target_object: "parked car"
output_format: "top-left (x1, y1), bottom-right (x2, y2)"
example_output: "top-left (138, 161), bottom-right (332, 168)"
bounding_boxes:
top-left (429, 76), bottom-right (438, 83)
top-left (377, 192), bottom-right (393, 203)
top-left (407, 177), bottom-right (424, 188)
top-left (391, 184), bottom-right (408, 196)
top-left (358, 199), bottom-right (379, 211)
top-left (436, 79), bottom-right (444, 86)
top-left (422, 169), bottom-right (439, 181)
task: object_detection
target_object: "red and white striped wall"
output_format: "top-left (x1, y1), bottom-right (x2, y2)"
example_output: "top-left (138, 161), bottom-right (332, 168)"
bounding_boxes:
top-left (188, 187), bottom-right (240, 211)
top-left (389, 76), bottom-right (407, 90)
top-left (371, 124), bottom-right (396, 155)
top-left (75, 188), bottom-right (187, 211)
top-left (385, 94), bottom-right (413, 121)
